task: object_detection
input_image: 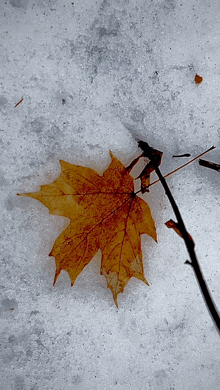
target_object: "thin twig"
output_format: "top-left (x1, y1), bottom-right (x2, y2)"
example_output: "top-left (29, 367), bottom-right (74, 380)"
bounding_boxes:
top-left (137, 141), bottom-right (220, 334)
top-left (15, 97), bottom-right (23, 107)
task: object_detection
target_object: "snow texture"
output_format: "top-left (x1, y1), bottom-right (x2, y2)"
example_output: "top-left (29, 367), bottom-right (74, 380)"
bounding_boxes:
top-left (1, 0), bottom-right (220, 389)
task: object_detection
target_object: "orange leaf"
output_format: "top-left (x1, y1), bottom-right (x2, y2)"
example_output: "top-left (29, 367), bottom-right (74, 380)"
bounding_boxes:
top-left (19, 152), bottom-right (157, 306)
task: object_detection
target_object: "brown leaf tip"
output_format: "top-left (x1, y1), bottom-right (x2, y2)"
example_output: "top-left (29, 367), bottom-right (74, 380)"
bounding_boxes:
top-left (194, 74), bottom-right (203, 84)
top-left (114, 296), bottom-right (119, 308)
top-left (53, 269), bottom-right (60, 286)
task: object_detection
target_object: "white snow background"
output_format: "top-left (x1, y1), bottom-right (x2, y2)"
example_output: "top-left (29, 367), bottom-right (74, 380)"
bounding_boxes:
top-left (0, 0), bottom-right (220, 389)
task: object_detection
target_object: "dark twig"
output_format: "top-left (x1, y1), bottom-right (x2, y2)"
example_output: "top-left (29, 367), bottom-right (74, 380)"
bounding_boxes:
top-left (137, 141), bottom-right (220, 333)
top-left (173, 153), bottom-right (191, 158)
top-left (199, 159), bottom-right (220, 172)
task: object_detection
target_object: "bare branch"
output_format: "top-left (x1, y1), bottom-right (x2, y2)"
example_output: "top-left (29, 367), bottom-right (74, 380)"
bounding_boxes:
top-left (138, 141), bottom-right (220, 334)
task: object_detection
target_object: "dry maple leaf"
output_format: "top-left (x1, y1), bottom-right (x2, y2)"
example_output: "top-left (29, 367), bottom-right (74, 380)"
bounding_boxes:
top-left (19, 152), bottom-right (157, 306)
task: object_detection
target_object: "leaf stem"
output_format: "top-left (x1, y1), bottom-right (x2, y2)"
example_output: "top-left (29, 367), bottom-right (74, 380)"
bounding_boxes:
top-left (138, 142), bottom-right (220, 334)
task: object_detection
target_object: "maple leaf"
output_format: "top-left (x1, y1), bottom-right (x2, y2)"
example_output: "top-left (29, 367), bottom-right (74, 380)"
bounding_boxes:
top-left (19, 152), bottom-right (157, 306)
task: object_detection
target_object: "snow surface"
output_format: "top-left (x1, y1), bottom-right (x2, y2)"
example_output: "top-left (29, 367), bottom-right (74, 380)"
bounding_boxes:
top-left (1, 0), bottom-right (220, 389)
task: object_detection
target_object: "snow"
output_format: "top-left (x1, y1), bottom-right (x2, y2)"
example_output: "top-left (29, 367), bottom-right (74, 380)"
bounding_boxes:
top-left (0, 0), bottom-right (220, 389)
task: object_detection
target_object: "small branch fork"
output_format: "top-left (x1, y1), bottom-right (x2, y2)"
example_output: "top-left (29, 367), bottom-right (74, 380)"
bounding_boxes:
top-left (148, 146), bottom-right (215, 190)
top-left (131, 141), bottom-right (220, 333)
